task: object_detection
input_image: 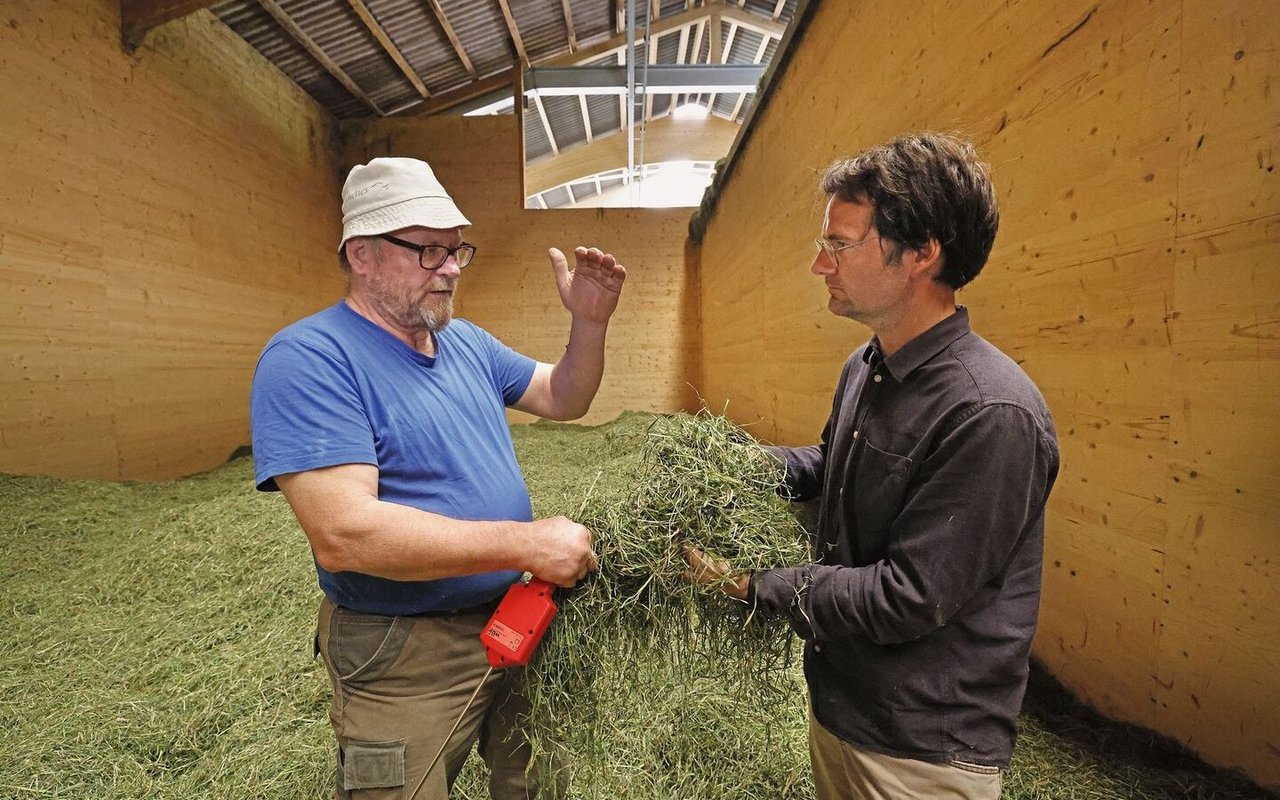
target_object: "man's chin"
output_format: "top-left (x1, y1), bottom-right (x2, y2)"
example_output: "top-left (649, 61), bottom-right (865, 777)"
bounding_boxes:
top-left (420, 307), bottom-right (453, 333)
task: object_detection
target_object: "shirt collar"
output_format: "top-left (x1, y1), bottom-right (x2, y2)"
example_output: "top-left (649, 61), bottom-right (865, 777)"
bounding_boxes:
top-left (865, 307), bottom-right (972, 382)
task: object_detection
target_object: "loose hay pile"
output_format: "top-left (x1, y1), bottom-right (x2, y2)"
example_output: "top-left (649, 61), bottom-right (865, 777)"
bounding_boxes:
top-left (1, 411), bottom-right (1273, 800)
top-left (516, 411), bottom-right (812, 797)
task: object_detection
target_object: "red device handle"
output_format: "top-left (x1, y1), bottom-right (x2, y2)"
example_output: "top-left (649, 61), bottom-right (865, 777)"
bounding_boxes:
top-left (480, 577), bottom-right (557, 668)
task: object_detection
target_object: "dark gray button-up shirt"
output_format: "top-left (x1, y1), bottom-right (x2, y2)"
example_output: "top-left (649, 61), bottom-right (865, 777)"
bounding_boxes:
top-left (753, 307), bottom-right (1059, 767)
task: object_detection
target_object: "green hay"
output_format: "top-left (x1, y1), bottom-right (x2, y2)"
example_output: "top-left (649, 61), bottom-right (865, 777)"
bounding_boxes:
top-left (0, 412), bottom-right (1275, 799)
top-left (0, 464), bottom-right (331, 798)
top-left (512, 411), bottom-right (812, 798)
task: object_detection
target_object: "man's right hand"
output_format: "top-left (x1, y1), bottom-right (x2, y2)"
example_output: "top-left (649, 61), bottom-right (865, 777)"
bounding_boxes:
top-left (525, 516), bottom-right (598, 588)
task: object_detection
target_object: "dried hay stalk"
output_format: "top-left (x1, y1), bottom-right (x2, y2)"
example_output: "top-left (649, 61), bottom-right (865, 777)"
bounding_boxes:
top-left (520, 410), bottom-right (811, 797)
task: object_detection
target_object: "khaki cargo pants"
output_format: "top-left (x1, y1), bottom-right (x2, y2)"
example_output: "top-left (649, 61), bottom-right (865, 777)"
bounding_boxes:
top-left (316, 597), bottom-right (555, 800)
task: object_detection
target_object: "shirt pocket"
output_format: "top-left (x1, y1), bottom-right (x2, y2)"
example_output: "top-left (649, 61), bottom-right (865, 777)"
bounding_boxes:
top-left (852, 437), bottom-right (914, 554)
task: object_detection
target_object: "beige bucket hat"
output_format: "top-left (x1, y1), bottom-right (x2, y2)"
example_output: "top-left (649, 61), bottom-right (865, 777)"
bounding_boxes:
top-left (338, 157), bottom-right (471, 252)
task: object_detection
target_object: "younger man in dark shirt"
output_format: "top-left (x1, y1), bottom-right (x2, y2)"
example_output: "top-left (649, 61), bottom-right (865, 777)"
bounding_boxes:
top-left (687, 132), bottom-right (1059, 799)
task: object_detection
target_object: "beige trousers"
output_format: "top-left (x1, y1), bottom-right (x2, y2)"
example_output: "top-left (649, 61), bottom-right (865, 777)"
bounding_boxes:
top-left (316, 597), bottom-right (554, 800)
top-left (809, 710), bottom-right (1003, 800)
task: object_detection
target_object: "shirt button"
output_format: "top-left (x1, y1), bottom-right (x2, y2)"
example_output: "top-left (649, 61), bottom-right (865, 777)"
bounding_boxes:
top-left (814, 644), bottom-right (822, 653)
top-left (852, 430), bottom-right (859, 439)
top-left (873, 374), bottom-right (882, 383)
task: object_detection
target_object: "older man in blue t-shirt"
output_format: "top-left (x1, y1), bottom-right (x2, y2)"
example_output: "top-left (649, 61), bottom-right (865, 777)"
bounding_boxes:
top-left (250, 157), bottom-right (625, 800)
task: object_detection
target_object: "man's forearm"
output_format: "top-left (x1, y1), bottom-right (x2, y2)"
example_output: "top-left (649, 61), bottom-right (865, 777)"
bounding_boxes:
top-left (546, 317), bottom-right (609, 419)
top-left (311, 494), bottom-right (527, 581)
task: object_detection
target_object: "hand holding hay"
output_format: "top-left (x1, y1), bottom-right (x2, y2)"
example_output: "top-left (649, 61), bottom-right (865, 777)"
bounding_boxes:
top-left (682, 543), bottom-right (750, 600)
top-left (518, 410), bottom-right (813, 797)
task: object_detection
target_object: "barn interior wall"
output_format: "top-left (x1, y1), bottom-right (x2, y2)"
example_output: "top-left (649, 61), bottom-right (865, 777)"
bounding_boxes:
top-left (695, 0), bottom-right (1278, 788)
top-left (2, 0), bottom-right (1275, 788)
top-left (0, 0), bottom-right (345, 480)
top-left (340, 115), bottom-right (699, 427)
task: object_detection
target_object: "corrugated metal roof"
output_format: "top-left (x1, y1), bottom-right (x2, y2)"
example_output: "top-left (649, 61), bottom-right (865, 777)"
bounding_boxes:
top-left (208, 0), bottom-right (802, 196)
top-left (364, 0), bottom-right (472, 93)
top-left (586, 94), bottom-right (622, 138)
top-left (211, 1), bottom-right (365, 118)
top-left (437, 0), bottom-right (514, 78)
top-left (507, 1), bottom-right (574, 63)
top-left (568, 0), bottom-right (612, 43)
top-left (524, 105), bottom-right (554, 162)
top-left (542, 94), bottom-right (588, 150)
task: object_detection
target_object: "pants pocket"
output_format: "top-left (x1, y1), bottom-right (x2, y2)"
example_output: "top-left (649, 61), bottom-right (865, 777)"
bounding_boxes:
top-left (328, 607), bottom-right (410, 683)
top-left (341, 738), bottom-right (406, 791)
top-left (947, 758), bottom-right (1001, 775)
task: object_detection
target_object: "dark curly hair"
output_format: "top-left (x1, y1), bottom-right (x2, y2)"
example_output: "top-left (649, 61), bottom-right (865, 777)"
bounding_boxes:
top-left (820, 132), bottom-right (999, 290)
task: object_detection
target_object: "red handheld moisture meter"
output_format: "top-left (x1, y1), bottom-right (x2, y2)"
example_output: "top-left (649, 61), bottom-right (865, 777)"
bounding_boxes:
top-left (480, 576), bottom-right (557, 668)
top-left (411, 575), bottom-right (559, 799)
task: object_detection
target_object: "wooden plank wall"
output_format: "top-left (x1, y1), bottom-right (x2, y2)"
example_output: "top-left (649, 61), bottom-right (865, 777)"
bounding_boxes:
top-left (0, 0), bottom-right (344, 480)
top-left (695, 0), bottom-right (1278, 788)
top-left (340, 115), bottom-right (698, 426)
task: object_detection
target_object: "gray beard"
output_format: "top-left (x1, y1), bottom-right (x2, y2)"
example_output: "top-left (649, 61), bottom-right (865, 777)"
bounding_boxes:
top-left (418, 295), bottom-right (453, 333)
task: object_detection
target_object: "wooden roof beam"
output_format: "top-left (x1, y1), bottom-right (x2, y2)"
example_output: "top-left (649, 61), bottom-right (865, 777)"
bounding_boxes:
top-left (557, 4), bottom-right (709, 66)
top-left (423, 0), bottom-right (476, 76)
top-left (579, 95), bottom-right (594, 143)
top-left (531, 93), bottom-right (559, 156)
top-left (680, 16), bottom-right (707, 108)
top-left (345, 0), bottom-right (430, 98)
top-left (120, 0), bottom-right (214, 51)
top-left (730, 32), bottom-right (770, 120)
top-left (560, 0), bottom-right (578, 51)
top-left (720, 6), bottom-right (785, 39)
top-left (257, 0), bottom-right (384, 115)
top-left (705, 20), bottom-right (737, 116)
top-left (669, 22), bottom-right (691, 114)
top-left (401, 69), bottom-right (514, 116)
top-left (496, 0), bottom-right (530, 66)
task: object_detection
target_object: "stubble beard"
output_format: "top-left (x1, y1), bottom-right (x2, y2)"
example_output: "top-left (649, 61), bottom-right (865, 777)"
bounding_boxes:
top-left (366, 268), bottom-right (456, 335)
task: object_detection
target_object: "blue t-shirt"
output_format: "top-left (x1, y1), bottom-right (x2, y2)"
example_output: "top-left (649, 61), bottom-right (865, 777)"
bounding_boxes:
top-left (249, 301), bottom-right (538, 615)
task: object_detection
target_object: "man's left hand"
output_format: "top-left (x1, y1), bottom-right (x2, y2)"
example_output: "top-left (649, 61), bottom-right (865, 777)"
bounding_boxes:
top-left (549, 246), bottom-right (626, 324)
top-left (682, 544), bottom-right (750, 600)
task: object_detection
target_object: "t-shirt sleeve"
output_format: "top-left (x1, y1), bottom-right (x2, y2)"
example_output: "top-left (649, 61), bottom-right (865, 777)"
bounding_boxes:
top-left (249, 337), bottom-right (377, 491)
top-left (475, 325), bottom-right (537, 406)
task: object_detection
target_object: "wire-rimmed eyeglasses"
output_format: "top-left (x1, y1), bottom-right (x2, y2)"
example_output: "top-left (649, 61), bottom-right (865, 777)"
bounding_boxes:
top-left (380, 234), bottom-right (477, 270)
top-left (814, 234), bottom-right (880, 264)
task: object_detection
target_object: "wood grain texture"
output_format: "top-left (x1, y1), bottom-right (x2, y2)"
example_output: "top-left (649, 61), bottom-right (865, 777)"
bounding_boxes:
top-left (694, 0), bottom-right (1279, 786)
top-left (0, 0), bottom-right (343, 480)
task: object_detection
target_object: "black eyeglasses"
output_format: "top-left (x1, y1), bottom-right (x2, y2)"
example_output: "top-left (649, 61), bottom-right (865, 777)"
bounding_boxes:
top-left (380, 234), bottom-right (477, 270)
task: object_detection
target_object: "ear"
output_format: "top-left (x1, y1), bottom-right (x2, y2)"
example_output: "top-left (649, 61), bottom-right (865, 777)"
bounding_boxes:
top-left (345, 237), bottom-right (377, 275)
top-left (907, 238), bottom-right (943, 280)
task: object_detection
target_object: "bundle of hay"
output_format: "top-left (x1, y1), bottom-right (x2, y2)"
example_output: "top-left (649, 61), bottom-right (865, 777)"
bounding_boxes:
top-left (516, 411), bottom-right (813, 798)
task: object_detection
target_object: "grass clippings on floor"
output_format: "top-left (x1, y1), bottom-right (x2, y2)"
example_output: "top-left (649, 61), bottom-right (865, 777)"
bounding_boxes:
top-left (1, 411), bottom-right (1275, 799)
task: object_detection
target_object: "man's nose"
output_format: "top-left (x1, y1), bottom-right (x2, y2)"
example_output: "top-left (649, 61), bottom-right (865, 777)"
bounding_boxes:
top-left (434, 255), bottom-right (463, 279)
top-left (811, 252), bottom-right (833, 276)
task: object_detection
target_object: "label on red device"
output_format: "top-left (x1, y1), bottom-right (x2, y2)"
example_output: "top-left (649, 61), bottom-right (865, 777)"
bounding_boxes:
top-left (486, 619), bottom-right (524, 653)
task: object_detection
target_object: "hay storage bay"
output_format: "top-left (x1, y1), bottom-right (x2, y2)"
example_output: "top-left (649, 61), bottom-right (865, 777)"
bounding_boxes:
top-left (2, 413), bottom-right (1273, 798)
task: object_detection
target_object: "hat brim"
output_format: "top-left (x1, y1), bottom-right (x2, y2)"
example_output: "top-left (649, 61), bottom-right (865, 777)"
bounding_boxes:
top-left (339, 196), bottom-right (471, 252)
